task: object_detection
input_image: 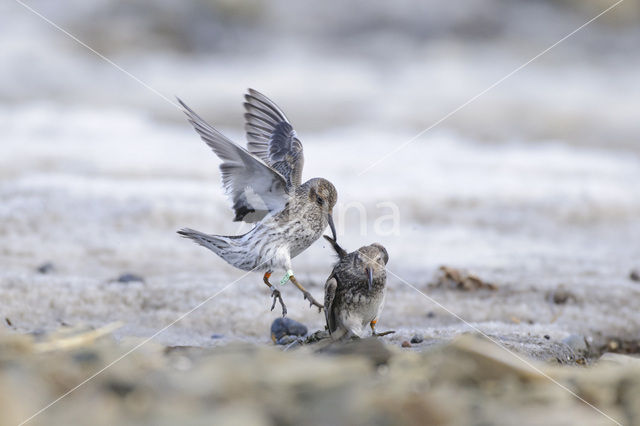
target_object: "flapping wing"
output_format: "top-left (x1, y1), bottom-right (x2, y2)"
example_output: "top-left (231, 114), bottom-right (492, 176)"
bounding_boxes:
top-left (178, 98), bottom-right (290, 223)
top-left (244, 88), bottom-right (304, 188)
top-left (324, 277), bottom-right (338, 334)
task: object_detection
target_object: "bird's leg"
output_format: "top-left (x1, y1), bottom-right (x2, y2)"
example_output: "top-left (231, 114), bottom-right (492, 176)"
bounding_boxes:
top-left (264, 272), bottom-right (287, 317)
top-left (370, 319), bottom-right (395, 337)
top-left (289, 275), bottom-right (323, 311)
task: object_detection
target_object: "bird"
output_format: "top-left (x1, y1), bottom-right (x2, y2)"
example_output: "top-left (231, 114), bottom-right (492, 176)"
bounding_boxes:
top-left (323, 236), bottom-right (395, 340)
top-left (176, 89), bottom-right (337, 317)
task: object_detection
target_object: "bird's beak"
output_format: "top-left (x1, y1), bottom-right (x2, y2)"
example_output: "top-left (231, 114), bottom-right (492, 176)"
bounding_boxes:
top-left (366, 266), bottom-right (373, 291)
top-left (328, 212), bottom-right (337, 242)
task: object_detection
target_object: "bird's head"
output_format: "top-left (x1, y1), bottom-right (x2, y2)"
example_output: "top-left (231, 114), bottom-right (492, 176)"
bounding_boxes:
top-left (307, 178), bottom-right (337, 241)
top-left (355, 243), bottom-right (389, 291)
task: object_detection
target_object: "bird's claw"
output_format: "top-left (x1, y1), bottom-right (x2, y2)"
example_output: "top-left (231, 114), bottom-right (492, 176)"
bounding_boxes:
top-left (303, 291), bottom-right (323, 312)
top-left (270, 288), bottom-right (287, 317)
top-left (373, 330), bottom-right (396, 337)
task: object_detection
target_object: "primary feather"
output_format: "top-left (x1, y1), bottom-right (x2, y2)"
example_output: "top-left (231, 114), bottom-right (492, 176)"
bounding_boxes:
top-left (177, 97), bottom-right (290, 223)
top-left (244, 88), bottom-right (304, 189)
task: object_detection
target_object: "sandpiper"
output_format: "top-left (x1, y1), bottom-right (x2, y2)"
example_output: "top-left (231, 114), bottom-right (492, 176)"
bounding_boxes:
top-left (177, 89), bottom-right (337, 316)
top-left (323, 236), bottom-right (394, 339)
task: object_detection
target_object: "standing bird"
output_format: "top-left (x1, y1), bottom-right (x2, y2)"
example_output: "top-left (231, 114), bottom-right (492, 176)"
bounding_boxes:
top-left (323, 236), bottom-right (394, 339)
top-left (177, 89), bottom-right (337, 316)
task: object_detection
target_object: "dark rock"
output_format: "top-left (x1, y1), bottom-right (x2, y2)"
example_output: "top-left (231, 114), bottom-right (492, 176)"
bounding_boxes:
top-left (270, 317), bottom-right (308, 344)
top-left (105, 380), bottom-right (135, 397)
top-left (544, 335), bottom-right (550, 340)
top-left (36, 262), bottom-right (55, 274)
top-left (210, 333), bottom-right (224, 339)
top-left (116, 273), bottom-right (145, 284)
top-left (410, 334), bottom-right (424, 344)
top-left (630, 270), bottom-right (640, 282)
top-left (275, 335), bottom-right (300, 346)
top-left (548, 286), bottom-right (575, 305)
top-left (4, 318), bottom-right (12, 326)
top-left (401, 341), bottom-right (412, 348)
top-left (427, 312), bottom-right (435, 318)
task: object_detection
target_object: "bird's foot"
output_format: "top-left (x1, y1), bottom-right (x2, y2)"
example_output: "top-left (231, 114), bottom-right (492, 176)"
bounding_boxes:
top-left (270, 288), bottom-right (287, 317)
top-left (302, 291), bottom-right (323, 312)
top-left (373, 330), bottom-right (396, 337)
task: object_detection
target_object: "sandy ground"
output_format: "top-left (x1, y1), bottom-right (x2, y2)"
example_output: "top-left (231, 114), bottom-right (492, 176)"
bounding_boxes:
top-left (2, 328), bottom-right (640, 426)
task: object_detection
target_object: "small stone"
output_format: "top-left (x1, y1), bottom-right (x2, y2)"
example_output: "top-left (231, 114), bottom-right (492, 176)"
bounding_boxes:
top-left (105, 380), bottom-right (135, 397)
top-left (401, 341), bottom-right (412, 348)
top-left (116, 273), bottom-right (145, 284)
top-left (549, 286), bottom-right (574, 305)
top-left (275, 335), bottom-right (300, 346)
top-left (630, 270), bottom-right (640, 282)
top-left (36, 262), bottom-right (55, 274)
top-left (270, 317), bottom-right (308, 344)
top-left (210, 333), bottom-right (224, 339)
top-left (544, 335), bottom-right (550, 340)
top-left (426, 312), bottom-right (435, 319)
top-left (410, 334), bottom-right (423, 344)
top-left (5, 318), bottom-right (12, 326)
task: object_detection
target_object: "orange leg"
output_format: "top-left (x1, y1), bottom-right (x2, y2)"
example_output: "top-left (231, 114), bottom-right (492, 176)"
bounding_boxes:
top-left (264, 272), bottom-right (287, 317)
top-left (289, 275), bottom-right (323, 311)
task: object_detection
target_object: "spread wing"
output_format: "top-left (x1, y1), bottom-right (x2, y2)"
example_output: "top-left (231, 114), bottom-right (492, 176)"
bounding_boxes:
top-left (324, 277), bottom-right (338, 334)
top-left (178, 98), bottom-right (290, 223)
top-left (244, 88), bottom-right (304, 189)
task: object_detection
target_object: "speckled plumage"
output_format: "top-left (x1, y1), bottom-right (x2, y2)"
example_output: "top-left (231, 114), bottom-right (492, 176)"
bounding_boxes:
top-left (176, 89), bottom-right (337, 314)
top-left (323, 237), bottom-right (392, 339)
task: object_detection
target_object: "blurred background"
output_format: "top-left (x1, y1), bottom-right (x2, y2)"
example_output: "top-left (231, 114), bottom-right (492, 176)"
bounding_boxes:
top-left (1, 0), bottom-right (639, 346)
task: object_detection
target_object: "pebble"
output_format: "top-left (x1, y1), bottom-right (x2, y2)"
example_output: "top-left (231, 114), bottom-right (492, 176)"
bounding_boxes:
top-left (410, 334), bottom-right (423, 344)
top-left (270, 318), bottom-right (308, 345)
top-left (116, 273), bottom-right (145, 284)
top-left (36, 262), bottom-right (55, 274)
top-left (401, 341), bottom-right (412, 348)
top-left (210, 334), bottom-right (224, 340)
top-left (630, 270), bottom-right (640, 282)
top-left (549, 286), bottom-right (574, 305)
top-left (544, 335), bottom-right (550, 340)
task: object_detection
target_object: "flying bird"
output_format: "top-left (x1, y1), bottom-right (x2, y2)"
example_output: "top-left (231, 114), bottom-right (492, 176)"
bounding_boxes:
top-left (323, 236), bottom-right (394, 339)
top-left (177, 89), bottom-right (337, 316)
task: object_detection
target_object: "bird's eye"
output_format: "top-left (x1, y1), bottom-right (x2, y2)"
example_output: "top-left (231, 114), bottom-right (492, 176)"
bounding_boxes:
top-left (316, 196), bottom-right (324, 206)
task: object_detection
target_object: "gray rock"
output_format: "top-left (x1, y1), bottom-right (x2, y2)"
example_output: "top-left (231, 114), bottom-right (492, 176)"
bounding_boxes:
top-left (36, 262), bottom-right (55, 274)
top-left (630, 269), bottom-right (640, 282)
top-left (410, 334), bottom-right (424, 344)
top-left (116, 273), bottom-right (145, 284)
top-left (270, 318), bottom-right (308, 344)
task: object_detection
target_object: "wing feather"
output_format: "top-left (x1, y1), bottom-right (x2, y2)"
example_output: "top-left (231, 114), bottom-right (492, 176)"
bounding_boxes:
top-left (244, 88), bottom-right (304, 188)
top-left (178, 98), bottom-right (290, 223)
top-left (324, 277), bottom-right (338, 334)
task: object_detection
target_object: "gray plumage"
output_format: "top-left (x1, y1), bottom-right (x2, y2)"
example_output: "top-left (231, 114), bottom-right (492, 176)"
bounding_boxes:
top-left (323, 237), bottom-right (392, 339)
top-left (176, 89), bottom-right (337, 314)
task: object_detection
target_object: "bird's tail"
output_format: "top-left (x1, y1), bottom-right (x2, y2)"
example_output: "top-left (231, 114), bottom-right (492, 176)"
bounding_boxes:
top-left (177, 228), bottom-right (237, 259)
